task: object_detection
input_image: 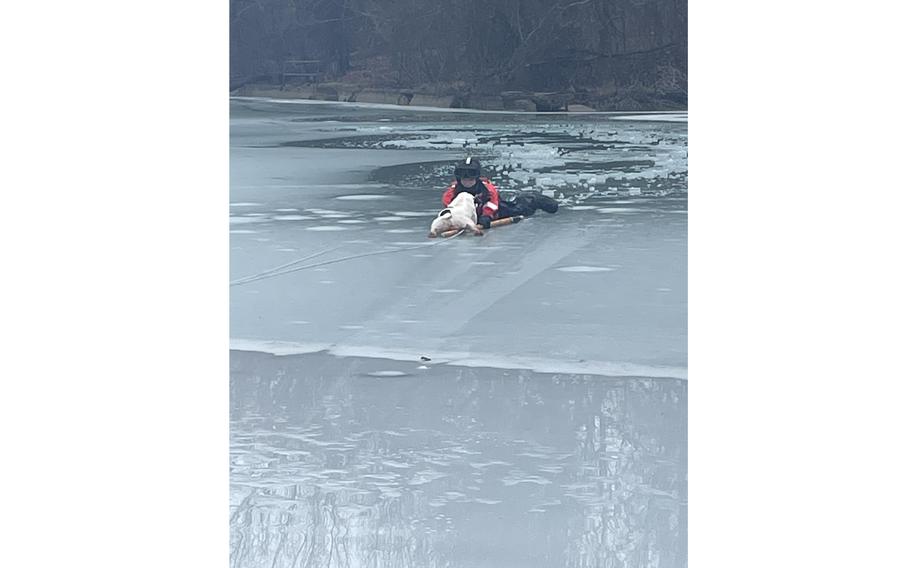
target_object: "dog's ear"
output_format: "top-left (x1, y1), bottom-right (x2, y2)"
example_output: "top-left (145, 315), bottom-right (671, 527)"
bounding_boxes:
top-left (437, 209), bottom-right (452, 218)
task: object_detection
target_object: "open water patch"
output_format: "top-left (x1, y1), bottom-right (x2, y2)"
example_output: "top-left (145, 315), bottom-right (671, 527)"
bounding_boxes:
top-left (278, 133), bottom-right (430, 150)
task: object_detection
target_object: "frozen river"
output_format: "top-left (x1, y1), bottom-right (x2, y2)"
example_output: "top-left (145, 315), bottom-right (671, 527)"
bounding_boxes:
top-left (230, 97), bottom-right (687, 567)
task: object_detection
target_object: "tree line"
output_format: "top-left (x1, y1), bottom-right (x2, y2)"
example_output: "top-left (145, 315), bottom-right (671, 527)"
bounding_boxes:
top-left (230, 0), bottom-right (686, 103)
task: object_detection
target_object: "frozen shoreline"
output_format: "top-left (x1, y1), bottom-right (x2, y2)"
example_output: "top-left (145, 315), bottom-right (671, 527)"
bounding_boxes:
top-left (231, 94), bottom-right (688, 120)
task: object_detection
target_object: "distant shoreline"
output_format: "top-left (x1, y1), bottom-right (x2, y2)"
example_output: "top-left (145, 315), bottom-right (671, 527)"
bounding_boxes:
top-left (231, 82), bottom-right (686, 114)
top-left (231, 96), bottom-right (688, 122)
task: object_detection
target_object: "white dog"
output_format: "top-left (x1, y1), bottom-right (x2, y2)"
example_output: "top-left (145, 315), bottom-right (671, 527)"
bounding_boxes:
top-left (428, 192), bottom-right (484, 237)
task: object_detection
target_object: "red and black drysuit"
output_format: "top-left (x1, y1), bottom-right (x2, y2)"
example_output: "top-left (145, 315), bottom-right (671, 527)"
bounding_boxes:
top-left (442, 178), bottom-right (558, 227)
top-left (442, 177), bottom-right (503, 222)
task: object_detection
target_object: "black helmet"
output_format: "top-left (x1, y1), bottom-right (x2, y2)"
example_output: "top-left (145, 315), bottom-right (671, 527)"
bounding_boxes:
top-left (454, 157), bottom-right (481, 179)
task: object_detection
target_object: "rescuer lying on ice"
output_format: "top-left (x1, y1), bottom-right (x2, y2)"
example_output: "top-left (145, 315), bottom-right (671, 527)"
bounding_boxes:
top-left (441, 157), bottom-right (559, 230)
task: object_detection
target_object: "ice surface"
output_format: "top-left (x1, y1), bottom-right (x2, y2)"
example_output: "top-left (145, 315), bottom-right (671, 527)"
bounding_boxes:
top-left (556, 265), bottom-right (615, 272)
top-left (231, 350), bottom-right (687, 568)
top-left (613, 113), bottom-right (688, 122)
top-left (230, 98), bottom-right (687, 567)
top-left (230, 98), bottom-right (686, 371)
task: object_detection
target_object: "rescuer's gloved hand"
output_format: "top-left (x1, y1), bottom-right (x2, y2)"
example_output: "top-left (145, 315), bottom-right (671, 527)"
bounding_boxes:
top-left (478, 215), bottom-right (492, 229)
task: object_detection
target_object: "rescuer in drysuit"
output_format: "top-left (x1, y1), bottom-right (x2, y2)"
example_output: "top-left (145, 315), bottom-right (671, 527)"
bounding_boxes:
top-left (442, 157), bottom-right (559, 229)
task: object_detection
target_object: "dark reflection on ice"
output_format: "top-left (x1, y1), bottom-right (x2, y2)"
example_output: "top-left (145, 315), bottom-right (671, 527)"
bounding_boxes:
top-left (231, 97), bottom-right (686, 200)
top-left (231, 350), bottom-right (686, 568)
top-left (278, 133), bottom-right (433, 149)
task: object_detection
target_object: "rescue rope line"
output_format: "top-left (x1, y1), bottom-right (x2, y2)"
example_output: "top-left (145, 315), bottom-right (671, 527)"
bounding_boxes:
top-left (230, 229), bottom-right (465, 287)
top-left (229, 246), bottom-right (342, 286)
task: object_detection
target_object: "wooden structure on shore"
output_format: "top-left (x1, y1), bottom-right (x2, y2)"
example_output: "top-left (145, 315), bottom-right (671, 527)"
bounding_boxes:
top-left (281, 59), bottom-right (322, 86)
